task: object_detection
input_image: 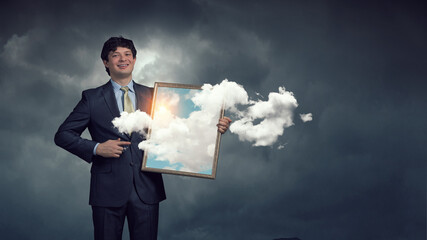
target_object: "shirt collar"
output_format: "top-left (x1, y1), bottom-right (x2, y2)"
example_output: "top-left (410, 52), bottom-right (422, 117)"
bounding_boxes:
top-left (110, 79), bottom-right (135, 92)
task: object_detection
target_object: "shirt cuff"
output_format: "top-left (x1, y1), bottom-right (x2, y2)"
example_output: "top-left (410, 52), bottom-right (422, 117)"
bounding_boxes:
top-left (93, 143), bottom-right (100, 155)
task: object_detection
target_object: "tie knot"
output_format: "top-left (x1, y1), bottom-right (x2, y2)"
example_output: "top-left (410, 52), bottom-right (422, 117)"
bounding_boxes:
top-left (120, 86), bottom-right (130, 93)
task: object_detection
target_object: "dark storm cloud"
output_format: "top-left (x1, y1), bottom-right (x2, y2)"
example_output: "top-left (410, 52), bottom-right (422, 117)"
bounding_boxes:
top-left (0, 0), bottom-right (425, 240)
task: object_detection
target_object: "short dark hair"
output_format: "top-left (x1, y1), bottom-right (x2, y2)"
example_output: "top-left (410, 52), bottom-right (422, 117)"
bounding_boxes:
top-left (101, 36), bottom-right (137, 75)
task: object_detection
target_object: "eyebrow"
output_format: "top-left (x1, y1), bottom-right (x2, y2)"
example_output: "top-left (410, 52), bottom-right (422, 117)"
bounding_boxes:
top-left (111, 50), bottom-right (132, 54)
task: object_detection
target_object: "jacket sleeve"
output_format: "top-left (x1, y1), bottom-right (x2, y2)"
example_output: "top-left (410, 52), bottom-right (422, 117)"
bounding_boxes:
top-left (54, 90), bottom-right (97, 163)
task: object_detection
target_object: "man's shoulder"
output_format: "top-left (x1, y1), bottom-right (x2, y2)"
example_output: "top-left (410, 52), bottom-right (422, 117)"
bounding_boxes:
top-left (134, 81), bottom-right (153, 90)
top-left (82, 81), bottom-right (111, 94)
top-left (134, 82), bottom-right (154, 97)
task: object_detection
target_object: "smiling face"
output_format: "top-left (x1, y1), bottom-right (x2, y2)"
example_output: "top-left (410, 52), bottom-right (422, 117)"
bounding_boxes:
top-left (103, 47), bottom-right (136, 82)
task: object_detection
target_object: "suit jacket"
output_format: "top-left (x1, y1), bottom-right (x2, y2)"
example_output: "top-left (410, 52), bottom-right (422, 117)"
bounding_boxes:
top-left (54, 81), bottom-right (166, 207)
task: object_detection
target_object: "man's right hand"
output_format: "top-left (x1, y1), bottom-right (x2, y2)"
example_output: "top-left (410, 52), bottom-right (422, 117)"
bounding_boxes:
top-left (96, 138), bottom-right (131, 158)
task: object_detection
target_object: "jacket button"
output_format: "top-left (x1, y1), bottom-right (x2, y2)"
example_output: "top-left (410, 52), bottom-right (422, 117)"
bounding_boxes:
top-left (130, 162), bottom-right (134, 166)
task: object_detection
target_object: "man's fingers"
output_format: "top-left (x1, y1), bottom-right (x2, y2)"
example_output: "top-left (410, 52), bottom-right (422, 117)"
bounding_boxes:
top-left (112, 148), bottom-right (124, 158)
top-left (218, 117), bottom-right (232, 125)
top-left (218, 126), bottom-right (227, 131)
top-left (218, 117), bottom-right (231, 124)
top-left (217, 125), bottom-right (227, 132)
top-left (217, 116), bottom-right (231, 134)
top-left (217, 122), bottom-right (230, 127)
top-left (112, 139), bottom-right (131, 146)
top-left (222, 116), bottom-right (232, 122)
top-left (107, 138), bottom-right (131, 146)
top-left (97, 138), bottom-right (131, 158)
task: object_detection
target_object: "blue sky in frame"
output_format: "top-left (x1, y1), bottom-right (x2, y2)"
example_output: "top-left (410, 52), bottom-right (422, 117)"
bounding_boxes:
top-left (174, 88), bottom-right (201, 118)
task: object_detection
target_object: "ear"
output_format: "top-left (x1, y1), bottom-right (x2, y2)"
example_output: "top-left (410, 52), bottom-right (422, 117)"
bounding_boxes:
top-left (103, 60), bottom-right (108, 67)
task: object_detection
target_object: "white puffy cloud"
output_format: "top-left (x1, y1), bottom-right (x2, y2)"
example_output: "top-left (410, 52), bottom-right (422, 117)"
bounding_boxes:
top-left (192, 79), bottom-right (249, 115)
top-left (229, 86), bottom-right (298, 146)
top-left (112, 110), bottom-right (152, 135)
top-left (277, 143), bottom-right (287, 150)
top-left (300, 113), bottom-right (313, 122)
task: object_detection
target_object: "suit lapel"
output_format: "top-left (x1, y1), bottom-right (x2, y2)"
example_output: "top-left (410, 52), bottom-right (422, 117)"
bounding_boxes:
top-left (102, 81), bottom-right (121, 119)
top-left (101, 81), bottom-right (130, 140)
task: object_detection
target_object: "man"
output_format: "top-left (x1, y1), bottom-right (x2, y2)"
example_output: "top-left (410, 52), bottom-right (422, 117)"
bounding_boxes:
top-left (54, 36), bottom-right (231, 240)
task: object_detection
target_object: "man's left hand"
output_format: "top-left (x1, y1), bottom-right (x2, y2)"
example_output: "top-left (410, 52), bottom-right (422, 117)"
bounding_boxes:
top-left (217, 117), bottom-right (232, 134)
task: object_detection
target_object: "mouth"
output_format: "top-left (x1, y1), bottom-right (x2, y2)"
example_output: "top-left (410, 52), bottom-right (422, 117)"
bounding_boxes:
top-left (117, 64), bottom-right (129, 69)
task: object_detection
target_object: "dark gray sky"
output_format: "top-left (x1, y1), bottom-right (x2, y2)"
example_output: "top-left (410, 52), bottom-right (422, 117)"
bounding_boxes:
top-left (0, 1), bottom-right (425, 239)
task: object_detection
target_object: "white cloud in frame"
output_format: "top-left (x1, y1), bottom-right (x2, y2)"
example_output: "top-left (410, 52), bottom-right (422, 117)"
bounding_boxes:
top-left (137, 86), bottom-right (220, 173)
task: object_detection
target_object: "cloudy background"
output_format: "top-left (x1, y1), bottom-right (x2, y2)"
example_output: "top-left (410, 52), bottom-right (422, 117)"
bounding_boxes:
top-left (0, 0), bottom-right (425, 239)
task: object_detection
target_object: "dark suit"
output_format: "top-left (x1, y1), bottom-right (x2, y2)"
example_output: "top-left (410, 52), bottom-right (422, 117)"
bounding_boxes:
top-left (55, 81), bottom-right (166, 239)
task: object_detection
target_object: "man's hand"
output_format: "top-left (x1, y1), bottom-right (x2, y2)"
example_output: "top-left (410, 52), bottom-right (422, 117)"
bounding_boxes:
top-left (96, 138), bottom-right (131, 158)
top-left (217, 117), bottom-right (232, 134)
